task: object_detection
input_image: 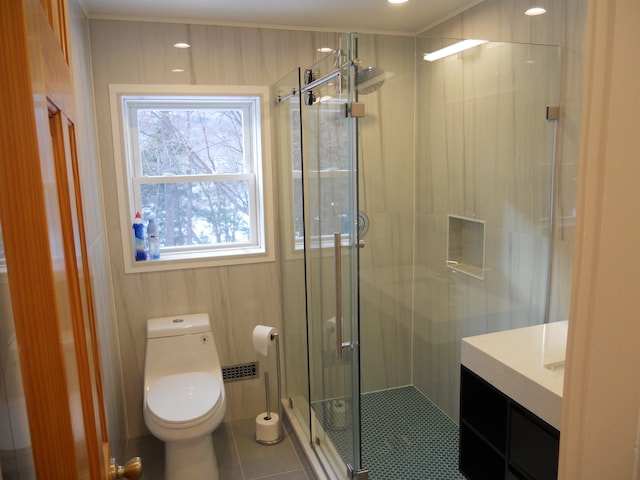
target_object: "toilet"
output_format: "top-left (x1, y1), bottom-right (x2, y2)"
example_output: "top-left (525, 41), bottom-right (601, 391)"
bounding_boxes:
top-left (143, 313), bottom-right (226, 480)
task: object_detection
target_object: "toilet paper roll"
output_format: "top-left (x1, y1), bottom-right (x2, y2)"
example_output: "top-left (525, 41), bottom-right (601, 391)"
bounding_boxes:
top-left (256, 412), bottom-right (281, 443)
top-left (252, 325), bottom-right (276, 356)
top-left (331, 399), bottom-right (346, 430)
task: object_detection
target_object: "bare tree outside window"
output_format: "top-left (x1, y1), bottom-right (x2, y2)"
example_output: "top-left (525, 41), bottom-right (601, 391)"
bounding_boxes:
top-left (136, 108), bottom-right (251, 248)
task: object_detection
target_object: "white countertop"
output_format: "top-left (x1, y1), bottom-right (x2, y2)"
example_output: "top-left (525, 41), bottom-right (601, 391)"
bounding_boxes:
top-left (461, 321), bottom-right (567, 430)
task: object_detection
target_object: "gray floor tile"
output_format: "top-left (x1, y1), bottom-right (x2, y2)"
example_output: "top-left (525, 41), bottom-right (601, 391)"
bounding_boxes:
top-left (213, 422), bottom-right (244, 479)
top-left (254, 470), bottom-right (310, 480)
top-left (125, 434), bottom-right (164, 479)
top-left (232, 417), bottom-right (305, 480)
top-left (122, 416), bottom-right (317, 480)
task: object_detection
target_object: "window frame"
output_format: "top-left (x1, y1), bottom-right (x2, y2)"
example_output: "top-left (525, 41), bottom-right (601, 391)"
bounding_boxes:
top-left (109, 84), bottom-right (275, 273)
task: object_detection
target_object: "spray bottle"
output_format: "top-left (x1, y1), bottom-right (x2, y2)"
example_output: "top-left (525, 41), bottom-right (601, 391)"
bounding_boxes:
top-left (133, 212), bottom-right (147, 261)
top-left (147, 217), bottom-right (160, 259)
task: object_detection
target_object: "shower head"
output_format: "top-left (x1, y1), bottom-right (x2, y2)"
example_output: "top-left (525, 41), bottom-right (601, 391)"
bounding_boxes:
top-left (356, 66), bottom-right (385, 94)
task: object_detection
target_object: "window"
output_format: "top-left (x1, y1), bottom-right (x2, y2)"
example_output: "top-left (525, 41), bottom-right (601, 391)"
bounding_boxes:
top-left (110, 85), bottom-right (274, 272)
top-left (289, 97), bottom-right (351, 253)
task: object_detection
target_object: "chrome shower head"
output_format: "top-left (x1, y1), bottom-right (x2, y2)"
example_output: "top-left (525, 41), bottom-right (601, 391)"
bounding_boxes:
top-left (356, 66), bottom-right (386, 94)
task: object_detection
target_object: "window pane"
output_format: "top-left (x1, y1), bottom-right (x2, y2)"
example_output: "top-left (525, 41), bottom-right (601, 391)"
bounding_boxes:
top-left (140, 180), bottom-right (251, 247)
top-left (290, 105), bottom-right (302, 172)
top-left (137, 109), bottom-right (245, 176)
top-left (309, 102), bottom-right (348, 171)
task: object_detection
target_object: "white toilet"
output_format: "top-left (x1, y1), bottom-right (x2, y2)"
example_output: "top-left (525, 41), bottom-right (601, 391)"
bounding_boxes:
top-left (143, 313), bottom-right (226, 480)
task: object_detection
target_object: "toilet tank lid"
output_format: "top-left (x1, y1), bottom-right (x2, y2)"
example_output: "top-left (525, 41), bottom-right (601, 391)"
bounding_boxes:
top-left (147, 313), bottom-right (211, 338)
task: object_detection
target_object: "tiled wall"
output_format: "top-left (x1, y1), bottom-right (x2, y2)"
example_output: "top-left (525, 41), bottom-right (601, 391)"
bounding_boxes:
top-left (68, 1), bottom-right (128, 458)
top-left (413, 0), bottom-right (587, 421)
top-left (83, 0), bottom-right (586, 440)
top-left (88, 19), bottom-right (341, 438)
top-left (355, 34), bottom-right (416, 393)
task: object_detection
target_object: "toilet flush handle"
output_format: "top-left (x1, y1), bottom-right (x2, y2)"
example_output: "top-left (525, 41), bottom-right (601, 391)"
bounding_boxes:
top-left (108, 456), bottom-right (142, 480)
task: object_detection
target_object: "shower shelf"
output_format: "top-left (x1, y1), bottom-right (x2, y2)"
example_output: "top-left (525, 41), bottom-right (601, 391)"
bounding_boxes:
top-left (447, 215), bottom-right (486, 280)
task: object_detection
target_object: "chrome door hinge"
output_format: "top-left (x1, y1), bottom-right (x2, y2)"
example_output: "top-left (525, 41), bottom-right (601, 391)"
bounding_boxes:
top-left (347, 464), bottom-right (369, 480)
top-left (341, 102), bottom-right (366, 118)
top-left (546, 105), bottom-right (560, 120)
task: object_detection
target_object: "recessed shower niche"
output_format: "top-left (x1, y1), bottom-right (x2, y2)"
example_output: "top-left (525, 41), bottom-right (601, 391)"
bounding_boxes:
top-left (447, 215), bottom-right (486, 280)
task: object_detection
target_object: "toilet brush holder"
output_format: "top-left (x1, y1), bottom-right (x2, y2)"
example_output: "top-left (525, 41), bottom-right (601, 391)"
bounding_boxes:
top-left (255, 332), bottom-right (284, 445)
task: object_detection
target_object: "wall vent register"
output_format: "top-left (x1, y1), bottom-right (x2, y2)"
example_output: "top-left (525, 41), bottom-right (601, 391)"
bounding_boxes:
top-left (222, 362), bottom-right (259, 382)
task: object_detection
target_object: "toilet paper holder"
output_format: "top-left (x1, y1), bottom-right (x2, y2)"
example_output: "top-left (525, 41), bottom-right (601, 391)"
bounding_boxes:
top-left (254, 328), bottom-right (284, 445)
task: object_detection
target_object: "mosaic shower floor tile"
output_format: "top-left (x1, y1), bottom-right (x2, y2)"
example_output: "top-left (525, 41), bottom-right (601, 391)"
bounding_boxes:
top-left (312, 386), bottom-right (465, 480)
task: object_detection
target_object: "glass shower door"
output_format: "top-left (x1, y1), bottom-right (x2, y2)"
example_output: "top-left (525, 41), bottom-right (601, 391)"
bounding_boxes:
top-left (303, 35), bottom-right (363, 478)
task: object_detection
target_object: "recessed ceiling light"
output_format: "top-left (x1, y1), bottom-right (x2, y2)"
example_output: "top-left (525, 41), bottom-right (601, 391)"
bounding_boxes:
top-left (171, 68), bottom-right (185, 73)
top-left (173, 42), bottom-right (191, 49)
top-left (317, 47), bottom-right (334, 53)
top-left (525, 7), bottom-right (546, 16)
top-left (388, 0), bottom-right (409, 4)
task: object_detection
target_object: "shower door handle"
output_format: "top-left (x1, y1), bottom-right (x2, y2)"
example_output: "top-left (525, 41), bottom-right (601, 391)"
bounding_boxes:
top-left (334, 232), bottom-right (343, 360)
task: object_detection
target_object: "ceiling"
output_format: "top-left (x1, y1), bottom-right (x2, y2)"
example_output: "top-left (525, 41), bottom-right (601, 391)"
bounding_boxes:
top-left (80, 0), bottom-right (482, 35)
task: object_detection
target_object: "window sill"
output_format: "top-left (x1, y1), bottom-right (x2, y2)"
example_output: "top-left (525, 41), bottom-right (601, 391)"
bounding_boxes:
top-left (123, 248), bottom-right (275, 274)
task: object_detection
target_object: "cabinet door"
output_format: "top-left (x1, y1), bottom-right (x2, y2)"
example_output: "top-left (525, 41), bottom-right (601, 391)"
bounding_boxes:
top-left (460, 366), bottom-right (508, 452)
top-left (460, 367), bottom-right (509, 479)
top-left (509, 404), bottom-right (559, 480)
top-left (460, 423), bottom-right (506, 479)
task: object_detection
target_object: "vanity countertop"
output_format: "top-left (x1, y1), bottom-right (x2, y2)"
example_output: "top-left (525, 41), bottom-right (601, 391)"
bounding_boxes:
top-left (461, 321), bottom-right (568, 430)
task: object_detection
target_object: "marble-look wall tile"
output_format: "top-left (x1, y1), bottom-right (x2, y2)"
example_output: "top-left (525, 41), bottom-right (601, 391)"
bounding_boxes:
top-left (355, 33), bottom-right (416, 393)
top-left (87, 237), bottom-right (126, 455)
top-left (414, 0), bottom-right (586, 421)
top-left (449, 0), bottom-right (562, 46)
top-left (85, 0), bottom-right (587, 439)
top-left (69, 2), bottom-right (127, 459)
top-left (88, 19), bottom-right (339, 437)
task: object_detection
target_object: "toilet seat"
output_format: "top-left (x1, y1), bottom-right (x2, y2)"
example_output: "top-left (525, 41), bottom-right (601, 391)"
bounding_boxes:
top-left (146, 372), bottom-right (222, 427)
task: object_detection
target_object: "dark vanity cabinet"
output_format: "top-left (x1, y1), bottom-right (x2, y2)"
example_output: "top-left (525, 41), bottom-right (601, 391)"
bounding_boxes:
top-left (459, 366), bottom-right (560, 480)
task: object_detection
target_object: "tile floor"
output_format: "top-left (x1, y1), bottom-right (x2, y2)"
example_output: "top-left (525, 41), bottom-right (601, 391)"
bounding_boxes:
top-left (126, 416), bottom-right (317, 480)
top-left (313, 386), bottom-right (464, 480)
top-left (127, 387), bottom-right (463, 480)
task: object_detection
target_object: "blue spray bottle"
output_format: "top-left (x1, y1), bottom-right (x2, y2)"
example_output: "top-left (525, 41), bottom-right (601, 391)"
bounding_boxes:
top-left (133, 212), bottom-right (147, 261)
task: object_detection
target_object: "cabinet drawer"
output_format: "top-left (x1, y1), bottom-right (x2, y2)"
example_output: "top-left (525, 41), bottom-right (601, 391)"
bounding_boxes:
top-left (509, 404), bottom-right (559, 480)
top-left (460, 366), bottom-right (508, 453)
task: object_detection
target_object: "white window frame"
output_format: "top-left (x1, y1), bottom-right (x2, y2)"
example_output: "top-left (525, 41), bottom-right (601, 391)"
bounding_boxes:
top-left (109, 84), bottom-right (275, 273)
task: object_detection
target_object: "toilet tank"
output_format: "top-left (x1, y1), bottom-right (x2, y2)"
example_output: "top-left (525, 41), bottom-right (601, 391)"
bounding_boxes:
top-left (147, 313), bottom-right (211, 338)
top-left (144, 313), bottom-right (222, 384)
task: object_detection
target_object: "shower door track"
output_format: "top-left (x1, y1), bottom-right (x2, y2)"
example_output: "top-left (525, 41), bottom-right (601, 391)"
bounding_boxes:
top-left (277, 69), bottom-right (341, 104)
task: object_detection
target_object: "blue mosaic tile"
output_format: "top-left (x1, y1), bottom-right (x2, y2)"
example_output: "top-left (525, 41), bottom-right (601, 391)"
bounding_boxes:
top-left (312, 386), bottom-right (465, 480)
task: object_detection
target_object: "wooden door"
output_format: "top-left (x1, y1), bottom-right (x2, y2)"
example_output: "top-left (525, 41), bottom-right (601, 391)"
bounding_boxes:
top-left (0, 0), bottom-right (110, 478)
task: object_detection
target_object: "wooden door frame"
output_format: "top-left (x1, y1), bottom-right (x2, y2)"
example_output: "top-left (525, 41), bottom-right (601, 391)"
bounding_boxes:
top-left (0, 0), bottom-right (108, 478)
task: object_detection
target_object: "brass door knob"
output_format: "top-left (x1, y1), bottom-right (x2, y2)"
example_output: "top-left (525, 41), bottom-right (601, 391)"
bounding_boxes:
top-left (109, 457), bottom-right (142, 480)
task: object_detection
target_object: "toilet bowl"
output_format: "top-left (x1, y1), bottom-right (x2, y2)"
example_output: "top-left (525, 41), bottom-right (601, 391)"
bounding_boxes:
top-left (143, 313), bottom-right (226, 480)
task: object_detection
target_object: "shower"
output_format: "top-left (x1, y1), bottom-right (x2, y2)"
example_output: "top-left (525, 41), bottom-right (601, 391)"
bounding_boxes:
top-left (273, 32), bottom-right (561, 480)
top-left (355, 66), bottom-right (385, 94)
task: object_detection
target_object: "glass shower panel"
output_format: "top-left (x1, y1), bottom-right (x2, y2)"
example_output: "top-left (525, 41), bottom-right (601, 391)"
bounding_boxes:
top-left (303, 40), bottom-right (361, 478)
top-left (272, 68), bottom-right (310, 444)
top-left (414, 40), bottom-right (561, 423)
